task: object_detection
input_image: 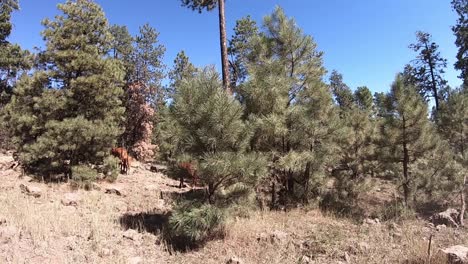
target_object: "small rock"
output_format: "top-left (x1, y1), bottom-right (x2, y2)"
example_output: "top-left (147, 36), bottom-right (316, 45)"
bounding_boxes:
top-left (105, 185), bottom-right (125, 196)
top-left (99, 248), bottom-right (112, 257)
top-left (61, 193), bottom-right (81, 206)
top-left (363, 218), bottom-right (380, 225)
top-left (436, 224), bottom-right (447, 232)
top-left (442, 245), bottom-right (468, 263)
top-left (430, 208), bottom-right (460, 228)
top-left (269, 230), bottom-right (289, 244)
top-left (357, 242), bottom-right (370, 252)
top-left (343, 252), bottom-right (351, 263)
top-left (19, 184), bottom-right (42, 198)
top-left (128, 256), bottom-right (143, 264)
top-left (91, 182), bottom-right (101, 191)
top-left (226, 256), bottom-right (244, 264)
top-left (0, 226), bottom-right (18, 244)
top-left (300, 255), bottom-right (311, 264)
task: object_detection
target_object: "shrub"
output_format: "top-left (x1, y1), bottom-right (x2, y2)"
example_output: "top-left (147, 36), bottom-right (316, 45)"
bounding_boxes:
top-left (102, 156), bottom-right (120, 182)
top-left (71, 165), bottom-right (98, 190)
top-left (165, 203), bottom-right (225, 250)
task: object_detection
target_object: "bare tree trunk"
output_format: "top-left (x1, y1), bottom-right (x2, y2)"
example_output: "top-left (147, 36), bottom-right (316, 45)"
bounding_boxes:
top-left (217, 0), bottom-right (231, 94)
top-left (459, 175), bottom-right (466, 226)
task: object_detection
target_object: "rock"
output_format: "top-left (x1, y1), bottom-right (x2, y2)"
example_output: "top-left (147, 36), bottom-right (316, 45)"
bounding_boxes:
top-left (123, 229), bottom-right (141, 241)
top-left (226, 256), bottom-right (244, 264)
top-left (363, 218), bottom-right (380, 225)
top-left (99, 248), bottom-right (112, 257)
top-left (442, 245), bottom-right (468, 263)
top-left (61, 193), bottom-right (81, 206)
top-left (257, 230), bottom-right (289, 244)
top-left (0, 226), bottom-right (18, 244)
top-left (105, 185), bottom-right (125, 196)
top-left (19, 184), bottom-right (42, 198)
top-left (270, 230), bottom-right (289, 244)
top-left (128, 256), bottom-right (143, 264)
top-left (436, 224), bottom-right (447, 232)
top-left (430, 208), bottom-right (460, 228)
top-left (343, 252), bottom-right (351, 263)
top-left (357, 242), bottom-right (370, 252)
top-left (300, 255), bottom-right (311, 264)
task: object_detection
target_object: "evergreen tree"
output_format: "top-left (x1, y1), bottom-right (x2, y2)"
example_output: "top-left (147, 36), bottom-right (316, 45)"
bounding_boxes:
top-left (167, 50), bottom-right (196, 100)
top-left (329, 70), bottom-right (354, 111)
top-left (4, 0), bottom-right (124, 177)
top-left (407, 31), bottom-right (447, 112)
top-left (181, 0), bottom-right (231, 93)
top-left (165, 67), bottom-right (266, 244)
top-left (354, 86), bottom-right (373, 111)
top-left (238, 7), bottom-right (338, 204)
top-left (228, 16), bottom-right (258, 88)
top-left (378, 74), bottom-right (438, 207)
top-left (120, 23), bottom-right (165, 158)
top-left (452, 0), bottom-right (468, 85)
top-left (0, 0), bottom-right (31, 107)
top-left (109, 24), bottom-right (134, 82)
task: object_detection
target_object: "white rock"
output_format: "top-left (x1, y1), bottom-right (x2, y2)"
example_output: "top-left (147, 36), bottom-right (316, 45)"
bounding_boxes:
top-left (61, 193), bottom-right (81, 206)
top-left (19, 184), bottom-right (42, 198)
top-left (442, 245), bottom-right (468, 263)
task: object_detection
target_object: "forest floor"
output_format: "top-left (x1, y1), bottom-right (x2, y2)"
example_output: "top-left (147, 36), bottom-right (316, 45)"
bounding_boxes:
top-left (0, 151), bottom-right (466, 264)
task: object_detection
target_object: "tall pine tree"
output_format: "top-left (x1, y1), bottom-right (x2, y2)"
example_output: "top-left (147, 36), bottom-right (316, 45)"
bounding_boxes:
top-left (4, 0), bottom-right (124, 177)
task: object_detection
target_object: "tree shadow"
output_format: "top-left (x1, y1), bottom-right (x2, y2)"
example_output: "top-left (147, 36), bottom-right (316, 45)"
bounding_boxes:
top-left (119, 211), bottom-right (170, 235)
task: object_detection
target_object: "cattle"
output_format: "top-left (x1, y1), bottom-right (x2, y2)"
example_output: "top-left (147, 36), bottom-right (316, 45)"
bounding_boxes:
top-left (177, 162), bottom-right (199, 188)
top-left (111, 147), bottom-right (132, 174)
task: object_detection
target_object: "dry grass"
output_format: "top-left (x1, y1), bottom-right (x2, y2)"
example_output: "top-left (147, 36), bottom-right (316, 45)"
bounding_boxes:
top-left (0, 152), bottom-right (466, 263)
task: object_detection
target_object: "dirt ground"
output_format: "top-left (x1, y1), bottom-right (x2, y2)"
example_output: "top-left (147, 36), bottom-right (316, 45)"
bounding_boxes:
top-left (0, 151), bottom-right (466, 263)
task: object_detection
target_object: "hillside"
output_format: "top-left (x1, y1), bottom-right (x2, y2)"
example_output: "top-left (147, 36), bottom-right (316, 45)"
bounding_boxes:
top-left (0, 151), bottom-right (466, 264)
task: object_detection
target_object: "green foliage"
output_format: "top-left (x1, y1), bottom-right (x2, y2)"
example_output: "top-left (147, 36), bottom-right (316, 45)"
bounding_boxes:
top-left (452, 0), bottom-right (468, 85)
top-left (166, 203), bottom-right (225, 249)
top-left (102, 155), bottom-right (120, 182)
top-left (228, 15), bottom-right (259, 87)
top-left (406, 31), bottom-right (447, 111)
top-left (329, 70), bottom-right (355, 111)
top-left (4, 0), bottom-right (124, 178)
top-left (378, 74), bottom-right (438, 207)
top-left (71, 165), bottom-right (98, 190)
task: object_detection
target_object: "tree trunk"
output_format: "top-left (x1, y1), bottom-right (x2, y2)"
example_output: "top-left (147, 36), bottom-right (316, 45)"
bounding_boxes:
top-left (425, 42), bottom-right (440, 112)
top-left (460, 175), bottom-right (466, 226)
top-left (217, 0), bottom-right (231, 94)
top-left (403, 140), bottom-right (410, 207)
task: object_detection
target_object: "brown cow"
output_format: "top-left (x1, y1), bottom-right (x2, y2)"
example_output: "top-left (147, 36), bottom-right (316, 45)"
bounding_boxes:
top-left (111, 147), bottom-right (132, 174)
top-left (178, 162), bottom-right (199, 188)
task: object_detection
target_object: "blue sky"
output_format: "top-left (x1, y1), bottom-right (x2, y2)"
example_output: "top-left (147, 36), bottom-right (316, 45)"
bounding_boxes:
top-left (9, 0), bottom-right (461, 93)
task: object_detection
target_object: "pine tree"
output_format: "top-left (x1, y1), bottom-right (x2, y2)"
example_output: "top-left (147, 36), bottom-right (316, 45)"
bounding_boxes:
top-left (407, 31), bottom-right (447, 112)
top-left (452, 0), bottom-right (468, 85)
top-left (378, 74), bottom-right (438, 207)
top-left (109, 24), bottom-right (134, 82)
top-left (228, 16), bottom-right (258, 88)
top-left (237, 7), bottom-right (338, 205)
top-left (329, 70), bottom-right (354, 111)
top-left (181, 0), bottom-right (231, 93)
top-left (0, 0), bottom-right (31, 107)
top-left (4, 0), bottom-right (124, 178)
top-left (165, 67), bottom-right (266, 245)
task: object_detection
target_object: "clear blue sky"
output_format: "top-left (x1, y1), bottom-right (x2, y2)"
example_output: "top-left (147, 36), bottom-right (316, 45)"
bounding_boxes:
top-left (9, 0), bottom-right (461, 93)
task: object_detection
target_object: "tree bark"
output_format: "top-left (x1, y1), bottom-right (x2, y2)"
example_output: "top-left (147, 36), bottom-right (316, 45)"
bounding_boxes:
top-left (425, 42), bottom-right (440, 112)
top-left (460, 175), bottom-right (466, 226)
top-left (217, 0), bottom-right (231, 94)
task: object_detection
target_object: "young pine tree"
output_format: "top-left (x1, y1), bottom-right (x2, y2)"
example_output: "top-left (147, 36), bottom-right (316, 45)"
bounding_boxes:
top-left (378, 74), bottom-right (438, 207)
top-left (4, 0), bottom-right (124, 178)
top-left (166, 67), bottom-right (266, 246)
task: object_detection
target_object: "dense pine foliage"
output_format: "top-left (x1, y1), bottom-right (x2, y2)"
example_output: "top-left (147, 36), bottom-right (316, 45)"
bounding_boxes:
top-left (0, 0), bottom-right (467, 246)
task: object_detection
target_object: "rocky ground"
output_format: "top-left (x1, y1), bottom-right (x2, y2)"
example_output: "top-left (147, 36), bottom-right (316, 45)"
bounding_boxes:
top-left (0, 151), bottom-right (467, 263)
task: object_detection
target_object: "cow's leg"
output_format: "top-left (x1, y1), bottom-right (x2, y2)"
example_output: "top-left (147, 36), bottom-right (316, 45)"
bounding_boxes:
top-left (179, 176), bottom-right (183, 188)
